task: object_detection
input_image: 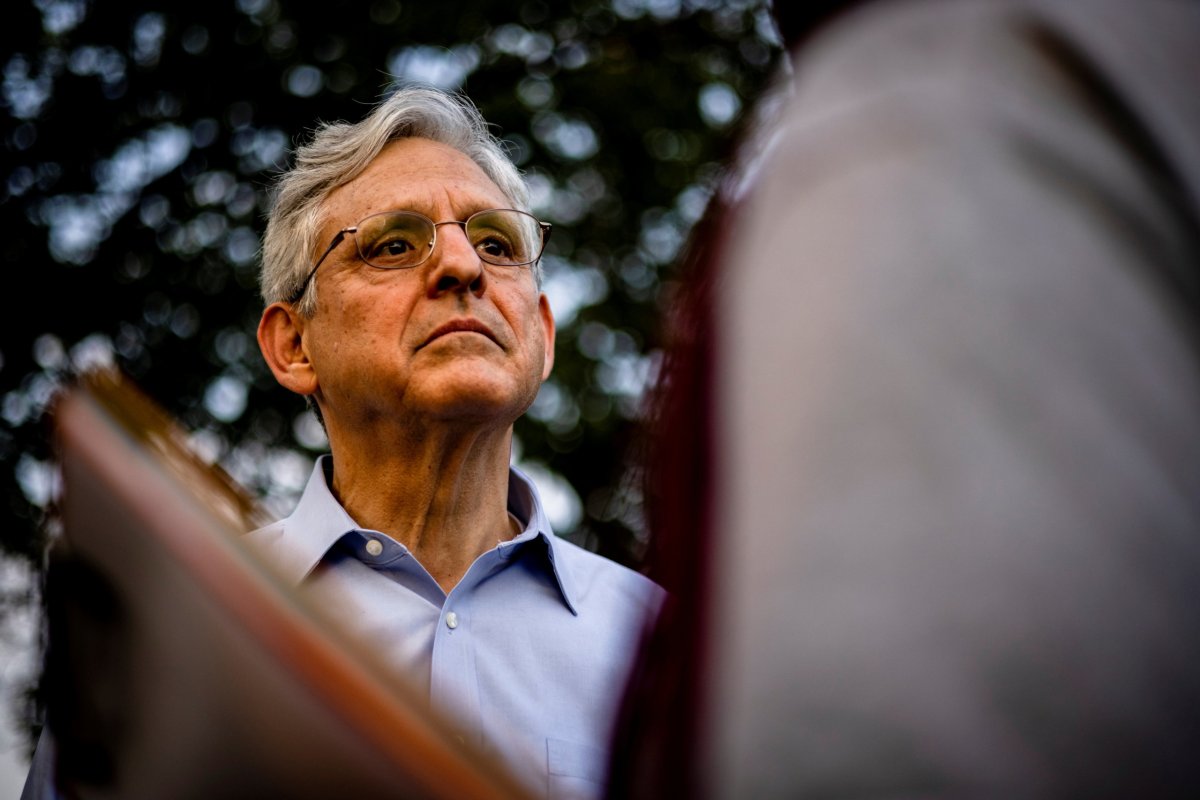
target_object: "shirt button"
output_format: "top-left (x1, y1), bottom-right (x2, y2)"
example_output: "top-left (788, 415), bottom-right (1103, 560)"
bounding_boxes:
top-left (365, 539), bottom-right (383, 557)
top-left (445, 611), bottom-right (459, 630)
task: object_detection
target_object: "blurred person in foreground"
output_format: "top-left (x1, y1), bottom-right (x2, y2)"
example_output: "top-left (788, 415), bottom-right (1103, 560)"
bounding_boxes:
top-left (610, 0), bottom-right (1200, 797)
top-left (24, 86), bottom-right (663, 800)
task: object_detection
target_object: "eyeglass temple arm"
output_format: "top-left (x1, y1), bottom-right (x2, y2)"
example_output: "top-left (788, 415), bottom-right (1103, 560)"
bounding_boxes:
top-left (288, 228), bottom-right (354, 304)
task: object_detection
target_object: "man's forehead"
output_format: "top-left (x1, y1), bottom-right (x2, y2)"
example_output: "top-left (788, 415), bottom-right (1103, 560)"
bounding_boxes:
top-left (324, 137), bottom-right (510, 217)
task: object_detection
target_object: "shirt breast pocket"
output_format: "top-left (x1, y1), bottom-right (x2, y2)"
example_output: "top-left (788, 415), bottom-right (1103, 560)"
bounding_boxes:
top-left (546, 738), bottom-right (605, 800)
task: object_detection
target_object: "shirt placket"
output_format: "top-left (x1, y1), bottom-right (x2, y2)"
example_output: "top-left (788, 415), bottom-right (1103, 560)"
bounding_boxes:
top-left (429, 573), bottom-right (484, 751)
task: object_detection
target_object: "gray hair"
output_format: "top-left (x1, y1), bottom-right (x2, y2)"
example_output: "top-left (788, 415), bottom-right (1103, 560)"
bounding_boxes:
top-left (260, 86), bottom-right (537, 315)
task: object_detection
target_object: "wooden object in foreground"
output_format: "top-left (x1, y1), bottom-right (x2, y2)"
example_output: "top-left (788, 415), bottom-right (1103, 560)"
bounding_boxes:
top-left (46, 368), bottom-right (531, 800)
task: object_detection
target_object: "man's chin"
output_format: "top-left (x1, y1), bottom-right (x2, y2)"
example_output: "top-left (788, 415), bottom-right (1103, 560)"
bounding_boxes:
top-left (409, 375), bottom-right (536, 425)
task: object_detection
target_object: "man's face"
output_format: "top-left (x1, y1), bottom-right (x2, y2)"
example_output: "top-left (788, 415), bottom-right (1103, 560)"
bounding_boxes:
top-left (298, 137), bottom-right (555, 432)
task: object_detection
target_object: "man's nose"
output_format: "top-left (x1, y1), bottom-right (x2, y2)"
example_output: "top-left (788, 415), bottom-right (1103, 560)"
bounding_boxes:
top-left (426, 221), bottom-right (485, 296)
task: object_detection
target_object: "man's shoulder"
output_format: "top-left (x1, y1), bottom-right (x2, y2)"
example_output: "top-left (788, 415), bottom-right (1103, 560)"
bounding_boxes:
top-left (244, 517), bottom-right (287, 545)
top-left (241, 516), bottom-right (320, 585)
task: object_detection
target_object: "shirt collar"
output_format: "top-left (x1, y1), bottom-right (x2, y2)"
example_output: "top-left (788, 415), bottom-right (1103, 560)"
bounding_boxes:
top-left (278, 456), bottom-right (579, 614)
top-left (271, 455), bottom-right (360, 583)
top-left (504, 464), bottom-right (580, 615)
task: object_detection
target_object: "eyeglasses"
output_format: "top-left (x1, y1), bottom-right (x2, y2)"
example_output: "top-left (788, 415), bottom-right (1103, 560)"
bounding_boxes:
top-left (289, 208), bottom-right (551, 303)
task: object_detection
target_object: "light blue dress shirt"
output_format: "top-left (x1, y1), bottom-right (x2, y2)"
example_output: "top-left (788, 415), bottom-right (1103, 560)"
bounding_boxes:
top-left (245, 456), bottom-right (664, 800)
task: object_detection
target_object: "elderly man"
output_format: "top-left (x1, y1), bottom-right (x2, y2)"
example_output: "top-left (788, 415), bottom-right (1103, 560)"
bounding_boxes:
top-left (22, 86), bottom-right (661, 800)
top-left (246, 86), bottom-right (663, 797)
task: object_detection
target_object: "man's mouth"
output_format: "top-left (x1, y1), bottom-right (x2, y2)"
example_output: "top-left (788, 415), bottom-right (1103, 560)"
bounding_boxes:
top-left (419, 318), bottom-right (502, 349)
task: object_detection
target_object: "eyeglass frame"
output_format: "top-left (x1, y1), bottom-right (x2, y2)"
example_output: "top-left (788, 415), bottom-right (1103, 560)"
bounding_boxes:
top-left (287, 207), bottom-right (552, 304)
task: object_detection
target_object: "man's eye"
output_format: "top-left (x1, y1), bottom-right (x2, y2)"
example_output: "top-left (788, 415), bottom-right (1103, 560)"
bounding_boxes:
top-left (366, 235), bottom-right (421, 264)
top-left (476, 237), bottom-right (514, 260)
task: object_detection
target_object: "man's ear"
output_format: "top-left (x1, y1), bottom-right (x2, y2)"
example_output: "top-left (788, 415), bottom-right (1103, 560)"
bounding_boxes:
top-left (538, 293), bottom-right (555, 380)
top-left (257, 302), bottom-right (318, 396)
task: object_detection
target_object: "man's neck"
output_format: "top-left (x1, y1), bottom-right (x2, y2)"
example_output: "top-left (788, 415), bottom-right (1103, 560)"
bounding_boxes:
top-left (325, 422), bottom-right (518, 594)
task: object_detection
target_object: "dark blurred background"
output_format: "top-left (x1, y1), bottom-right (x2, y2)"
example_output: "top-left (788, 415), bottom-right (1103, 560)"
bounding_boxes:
top-left (0, 0), bottom-right (783, 762)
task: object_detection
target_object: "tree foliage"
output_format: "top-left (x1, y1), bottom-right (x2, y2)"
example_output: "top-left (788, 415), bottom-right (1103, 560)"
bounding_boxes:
top-left (0, 0), bottom-right (782, 741)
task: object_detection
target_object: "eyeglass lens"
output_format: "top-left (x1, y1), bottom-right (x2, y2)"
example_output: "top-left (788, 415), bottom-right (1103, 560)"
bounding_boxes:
top-left (356, 209), bottom-right (541, 269)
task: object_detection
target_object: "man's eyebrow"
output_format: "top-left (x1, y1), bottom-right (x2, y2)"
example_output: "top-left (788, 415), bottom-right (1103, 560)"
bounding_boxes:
top-left (369, 202), bottom-right (518, 219)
